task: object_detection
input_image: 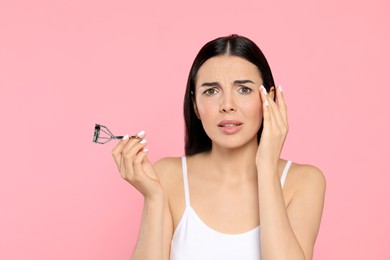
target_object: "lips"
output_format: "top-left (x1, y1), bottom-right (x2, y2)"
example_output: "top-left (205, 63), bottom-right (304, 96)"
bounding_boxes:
top-left (218, 120), bottom-right (243, 135)
top-left (218, 120), bottom-right (243, 127)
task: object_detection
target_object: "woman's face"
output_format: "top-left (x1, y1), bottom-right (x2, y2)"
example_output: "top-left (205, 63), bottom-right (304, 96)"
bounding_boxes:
top-left (194, 55), bottom-right (264, 149)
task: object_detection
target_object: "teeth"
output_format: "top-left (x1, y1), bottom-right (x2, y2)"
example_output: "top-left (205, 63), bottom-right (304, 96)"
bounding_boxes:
top-left (223, 124), bottom-right (240, 127)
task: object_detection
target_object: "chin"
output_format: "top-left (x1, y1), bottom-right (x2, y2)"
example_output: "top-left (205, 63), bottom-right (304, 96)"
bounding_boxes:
top-left (211, 135), bottom-right (258, 150)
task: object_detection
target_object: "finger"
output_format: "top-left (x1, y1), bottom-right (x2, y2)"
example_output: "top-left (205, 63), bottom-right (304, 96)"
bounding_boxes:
top-left (134, 148), bottom-right (148, 166)
top-left (275, 85), bottom-right (288, 125)
top-left (267, 86), bottom-right (286, 129)
top-left (112, 134), bottom-right (130, 172)
top-left (142, 153), bottom-right (159, 179)
top-left (122, 130), bottom-right (146, 154)
top-left (122, 137), bottom-right (141, 154)
top-left (259, 85), bottom-right (272, 124)
top-left (122, 141), bottom-right (147, 179)
top-left (265, 86), bottom-right (285, 133)
top-left (130, 148), bottom-right (149, 183)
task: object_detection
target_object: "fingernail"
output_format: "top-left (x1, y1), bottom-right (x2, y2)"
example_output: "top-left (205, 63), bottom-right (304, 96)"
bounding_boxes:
top-left (278, 85), bottom-right (283, 92)
top-left (140, 139), bottom-right (147, 144)
top-left (137, 130), bottom-right (145, 138)
top-left (264, 100), bottom-right (269, 107)
top-left (143, 148), bottom-right (149, 153)
top-left (261, 85), bottom-right (268, 95)
top-left (122, 134), bottom-right (129, 140)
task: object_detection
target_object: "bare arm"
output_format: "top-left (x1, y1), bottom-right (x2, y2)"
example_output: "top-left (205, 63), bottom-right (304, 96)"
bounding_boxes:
top-left (131, 158), bottom-right (174, 260)
top-left (257, 85), bottom-right (325, 259)
top-left (258, 164), bottom-right (325, 260)
top-left (132, 196), bottom-right (165, 260)
top-left (111, 134), bottom-right (173, 260)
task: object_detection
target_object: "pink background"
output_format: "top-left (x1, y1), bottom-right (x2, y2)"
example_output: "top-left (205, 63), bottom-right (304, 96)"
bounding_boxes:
top-left (1, 0), bottom-right (389, 259)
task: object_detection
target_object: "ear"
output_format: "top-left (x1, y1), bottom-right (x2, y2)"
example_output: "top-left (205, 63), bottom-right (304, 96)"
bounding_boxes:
top-left (192, 96), bottom-right (201, 119)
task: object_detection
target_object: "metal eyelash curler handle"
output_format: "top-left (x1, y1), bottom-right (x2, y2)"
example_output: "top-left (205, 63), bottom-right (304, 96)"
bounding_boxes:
top-left (93, 124), bottom-right (137, 144)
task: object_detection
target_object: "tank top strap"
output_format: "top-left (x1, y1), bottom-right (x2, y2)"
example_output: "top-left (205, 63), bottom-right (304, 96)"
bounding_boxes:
top-left (281, 160), bottom-right (292, 188)
top-left (181, 156), bottom-right (191, 207)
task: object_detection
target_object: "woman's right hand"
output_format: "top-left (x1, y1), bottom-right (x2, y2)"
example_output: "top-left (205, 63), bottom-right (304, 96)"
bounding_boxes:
top-left (111, 131), bottom-right (163, 200)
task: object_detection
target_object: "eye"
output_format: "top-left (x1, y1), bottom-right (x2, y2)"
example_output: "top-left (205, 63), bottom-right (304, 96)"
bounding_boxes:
top-left (203, 88), bottom-right (219, 96)
top-left (237, 86), bottom-right (253, 95)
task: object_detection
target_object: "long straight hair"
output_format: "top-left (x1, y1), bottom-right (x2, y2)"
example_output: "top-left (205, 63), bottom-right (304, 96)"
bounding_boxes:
top-left (184, 34), bottom-right (275, 155)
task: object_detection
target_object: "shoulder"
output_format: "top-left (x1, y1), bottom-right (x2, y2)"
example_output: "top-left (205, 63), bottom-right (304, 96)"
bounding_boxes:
top-left (295, 162), bottom-right (326, 186)
top-left (289, 161), bottom-right (326, 196)
top-left (154, 156), bottom-right (182, 172)
top-left (153, 156), bottom-right (183, 189)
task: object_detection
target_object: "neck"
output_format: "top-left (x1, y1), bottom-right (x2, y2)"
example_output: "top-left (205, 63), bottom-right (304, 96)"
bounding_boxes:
top-left (207, 138), bottom-right (258, 181)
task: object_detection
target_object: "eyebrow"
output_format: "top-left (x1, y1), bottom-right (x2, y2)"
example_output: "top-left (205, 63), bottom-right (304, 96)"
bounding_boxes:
top-left (200, 80), bottom-right (255, 87)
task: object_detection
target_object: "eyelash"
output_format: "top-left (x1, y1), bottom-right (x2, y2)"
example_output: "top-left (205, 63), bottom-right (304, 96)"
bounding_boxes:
top-left (237, 86), bottom-right (253, 95)
top-left (202, 88), bottom-right (219, 96)
top-left (202, 86), bottom-right (253, 96)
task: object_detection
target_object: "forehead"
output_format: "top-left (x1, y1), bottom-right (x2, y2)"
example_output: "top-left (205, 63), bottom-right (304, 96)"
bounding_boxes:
top-left (196, 55), bottom-right (261, 82)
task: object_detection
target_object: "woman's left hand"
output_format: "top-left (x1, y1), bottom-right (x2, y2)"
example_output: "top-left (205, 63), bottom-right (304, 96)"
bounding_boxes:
top-left (256, 85), bottom-right (288, 170)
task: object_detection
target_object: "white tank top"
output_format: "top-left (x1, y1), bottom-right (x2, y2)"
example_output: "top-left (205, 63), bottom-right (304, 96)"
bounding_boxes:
top-left (170, 157), bottom-right (292, 260)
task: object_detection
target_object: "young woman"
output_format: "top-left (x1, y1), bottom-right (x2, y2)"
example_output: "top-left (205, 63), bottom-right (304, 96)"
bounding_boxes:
top-left (111, 35), bottom-right (326, 260)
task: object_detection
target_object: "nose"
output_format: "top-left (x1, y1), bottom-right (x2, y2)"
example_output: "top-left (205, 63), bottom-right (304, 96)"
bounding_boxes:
top-left (219, 92), bottom-right (236, 113)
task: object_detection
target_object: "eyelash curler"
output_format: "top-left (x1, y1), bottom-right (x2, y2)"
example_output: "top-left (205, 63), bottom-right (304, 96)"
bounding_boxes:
top-left (93, 124), bottom-right (137, 144)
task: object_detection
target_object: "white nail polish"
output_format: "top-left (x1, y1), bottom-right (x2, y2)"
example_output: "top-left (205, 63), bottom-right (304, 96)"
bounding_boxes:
top-left (140, 139), bottom-right (147, 144)
top-left (143, 148), bottom-right (149, 152)
top-left (137, 130), bottom-right (145, 138)
top-left (122, 134), bottom-right (129, 140)
top-left (264, 100), bottom-right (269, 107)
top-left (261, 85), bottom-right (268, 95)
top-left (278, 85), bottom-right (283, 92)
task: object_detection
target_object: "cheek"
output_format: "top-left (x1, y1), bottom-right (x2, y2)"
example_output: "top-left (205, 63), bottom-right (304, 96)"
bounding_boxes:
top-left (240, 98), bottom-right (262, 115)
top-left (240, 99), bottom-right (263, 128)
top-left (196, 104), bottom-right (207, 115)
top-left (196, 99), bottom-right (215, 118)
top-left (195, 107), bottom-right (208, 123)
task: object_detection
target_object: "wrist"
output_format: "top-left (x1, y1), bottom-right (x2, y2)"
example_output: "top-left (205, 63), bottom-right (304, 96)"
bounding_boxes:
top-left (256, 165), bottom-right (279, 181)
top-left (144, 189), bottom-right (164, 205)
top-left (256, 157), bottom-right (278, 168)
top-left (256, 162), bottom-right (278, 173)
top-left (143, 197), bottom-right (164, 218)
